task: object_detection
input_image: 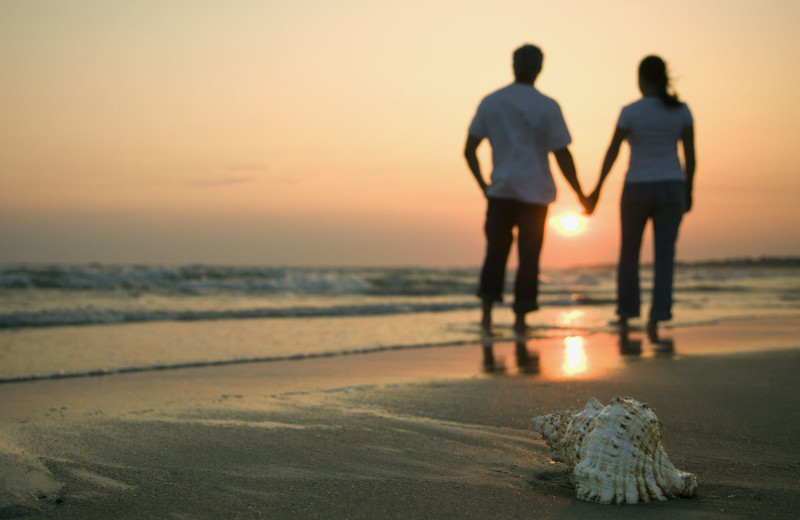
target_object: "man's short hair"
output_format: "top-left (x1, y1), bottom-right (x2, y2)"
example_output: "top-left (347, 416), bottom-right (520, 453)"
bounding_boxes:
top-left (513, 44), bottom-right (543, 82)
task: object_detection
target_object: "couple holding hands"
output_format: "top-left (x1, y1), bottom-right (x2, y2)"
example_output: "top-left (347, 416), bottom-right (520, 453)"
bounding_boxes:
top-left (464, 44), bottom-right (696, 342)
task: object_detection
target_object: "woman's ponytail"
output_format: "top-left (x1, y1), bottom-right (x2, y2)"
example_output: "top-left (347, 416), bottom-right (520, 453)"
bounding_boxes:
top-left (639, 55), bottom-right (681, 108)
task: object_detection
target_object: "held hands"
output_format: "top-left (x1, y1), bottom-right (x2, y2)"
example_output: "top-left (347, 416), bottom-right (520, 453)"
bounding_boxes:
top-left (580, 188), bottom-right (600, 216)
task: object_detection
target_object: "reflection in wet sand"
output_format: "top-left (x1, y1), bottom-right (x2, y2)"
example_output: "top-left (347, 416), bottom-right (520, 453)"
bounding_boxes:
top-left (562, 336), bottom-right (588, 376)
top-left (619, 334), bottom-right (643, 356)
top-left (514, 338), bottom-right (540, 375)
top-left (652, 338), bottom-right (676, 357)
top-left (481, 338), bottom-right (540, 375)
top-left (481, 335), bottom-right (623, 378)
top-left (619, 320), bottom-right (676, 358)
top-left (555, 309), bottom-right (586, 327)
top-left (480, 325), bottom-right (678, 378)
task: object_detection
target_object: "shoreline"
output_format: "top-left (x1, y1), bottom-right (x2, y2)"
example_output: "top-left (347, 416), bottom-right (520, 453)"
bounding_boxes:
top-left (3, 314), bottom-right (799, 385)
top-left (1, 317), bottom-right (799, 518)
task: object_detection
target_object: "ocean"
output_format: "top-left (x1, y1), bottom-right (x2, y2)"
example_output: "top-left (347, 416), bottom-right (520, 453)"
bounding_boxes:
top-left (1, 261), bottom-right (798, 382)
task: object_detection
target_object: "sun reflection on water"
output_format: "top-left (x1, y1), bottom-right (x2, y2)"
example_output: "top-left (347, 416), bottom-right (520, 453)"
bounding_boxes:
top-left (556, 309), bottom-right (585, 327)
top-left (561, 336), bottom-right (588, 376)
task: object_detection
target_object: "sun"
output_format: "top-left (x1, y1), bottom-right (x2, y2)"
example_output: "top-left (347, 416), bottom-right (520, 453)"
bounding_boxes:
top-left (550, 211), bottom-right (588, 236)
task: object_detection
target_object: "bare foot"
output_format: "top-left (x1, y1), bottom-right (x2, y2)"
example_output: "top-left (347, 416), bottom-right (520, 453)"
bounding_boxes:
top-left (619, 317), bottom-right (629, 335)
top-left (514, 313), bottom-right (528, 335)
top-left (647, 319), bottom-right (659, 343)
top-left (481, 300), bottom-right (493, 334)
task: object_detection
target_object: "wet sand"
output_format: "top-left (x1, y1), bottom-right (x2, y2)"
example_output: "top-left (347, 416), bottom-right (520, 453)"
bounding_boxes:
top-left (1, 317), bottom-right (799, 519)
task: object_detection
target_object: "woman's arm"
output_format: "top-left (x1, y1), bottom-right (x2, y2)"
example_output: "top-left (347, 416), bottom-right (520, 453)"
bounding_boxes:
top-left (589, 127), bottom-right (628, 213)
top-left (681, 124), bottom-right (696, 212)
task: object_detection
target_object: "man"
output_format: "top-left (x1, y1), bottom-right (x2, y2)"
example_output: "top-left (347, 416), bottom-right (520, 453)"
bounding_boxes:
top-left (464, 43), bottom-right (588, 333)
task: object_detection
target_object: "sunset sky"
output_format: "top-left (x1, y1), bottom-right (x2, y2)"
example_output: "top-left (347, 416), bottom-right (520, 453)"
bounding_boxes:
top-left (2, 1), bottom-right (798, 268)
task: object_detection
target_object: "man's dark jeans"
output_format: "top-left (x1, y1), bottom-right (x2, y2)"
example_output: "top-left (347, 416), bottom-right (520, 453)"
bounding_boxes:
top-left (617, 181), bottom-right (685, 321)
top-left (478, 197), bottom-right (548, 315)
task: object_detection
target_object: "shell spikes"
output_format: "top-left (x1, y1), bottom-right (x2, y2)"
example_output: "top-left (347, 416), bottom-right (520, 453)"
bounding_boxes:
top-left (531, 396), bottom-right (697, 504)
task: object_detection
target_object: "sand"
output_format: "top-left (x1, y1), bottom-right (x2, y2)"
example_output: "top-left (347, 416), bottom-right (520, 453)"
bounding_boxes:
top-left (1, 317), bottom-right (799, 519)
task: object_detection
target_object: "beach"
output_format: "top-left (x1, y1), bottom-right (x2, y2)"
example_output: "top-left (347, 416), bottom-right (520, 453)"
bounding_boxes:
top-left (2, 316), bottom-right (799, 519)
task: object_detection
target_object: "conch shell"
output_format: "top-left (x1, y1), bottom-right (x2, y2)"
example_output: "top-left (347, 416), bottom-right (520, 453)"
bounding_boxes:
top-left (531, 396), bottom-right (697, 504)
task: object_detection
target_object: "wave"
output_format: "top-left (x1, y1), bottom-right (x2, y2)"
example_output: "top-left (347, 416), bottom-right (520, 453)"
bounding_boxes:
top-left (0, 339), bottom-right (476, 385)
top-left (2, 262), bottom-right (796, 329)
top-left (0, 295), bottom-right (625, 329)
top-left (0, 264), bottom-right (480, 295)
top-left (8, 262), bottom-right (788, 296)
top-left (0, 301), bottom-right (482, 329)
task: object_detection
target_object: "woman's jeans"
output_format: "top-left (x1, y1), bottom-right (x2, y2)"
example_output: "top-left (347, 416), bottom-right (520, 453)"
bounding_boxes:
top-left (618, 181), bottom-right (685, 321)
top-left (478, 197), bottom-right (548, 315)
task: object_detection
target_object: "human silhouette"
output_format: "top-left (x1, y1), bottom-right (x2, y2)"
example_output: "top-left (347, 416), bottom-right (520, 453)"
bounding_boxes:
top-left (464, 44), bottom-right (588, 334)
top-left (587, 55), bottom-right (696, 343)
top-left (480, 338), bottom-right (540, 375)
top-left (618, 327), bottom-right (643, 356)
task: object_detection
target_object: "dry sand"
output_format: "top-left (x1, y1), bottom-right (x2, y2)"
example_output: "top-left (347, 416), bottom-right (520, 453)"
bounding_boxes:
top-left (1, 318), bottom-right (799, 519)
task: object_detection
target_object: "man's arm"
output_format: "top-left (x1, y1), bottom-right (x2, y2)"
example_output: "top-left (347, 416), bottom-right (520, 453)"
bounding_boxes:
top-left (552, 147), bottom-right (587, 209)
top-left (464, 134), bottom-right (488, 196)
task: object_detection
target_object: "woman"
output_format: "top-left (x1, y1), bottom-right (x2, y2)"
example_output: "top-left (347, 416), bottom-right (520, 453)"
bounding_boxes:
top-left (588, 55), bottom-right (696, 342)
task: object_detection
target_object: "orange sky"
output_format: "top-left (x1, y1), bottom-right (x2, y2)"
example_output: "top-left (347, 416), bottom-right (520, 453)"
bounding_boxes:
top-left (1, 1), bottom-right (799, 267)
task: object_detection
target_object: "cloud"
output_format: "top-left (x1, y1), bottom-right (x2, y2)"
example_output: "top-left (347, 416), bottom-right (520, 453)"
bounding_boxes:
top-left (187, 176), bottom-right (254, 188)
top-left (227, 163), bottom-right (265, 173)
top-left (185, 163), bottom-right (269, 187)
